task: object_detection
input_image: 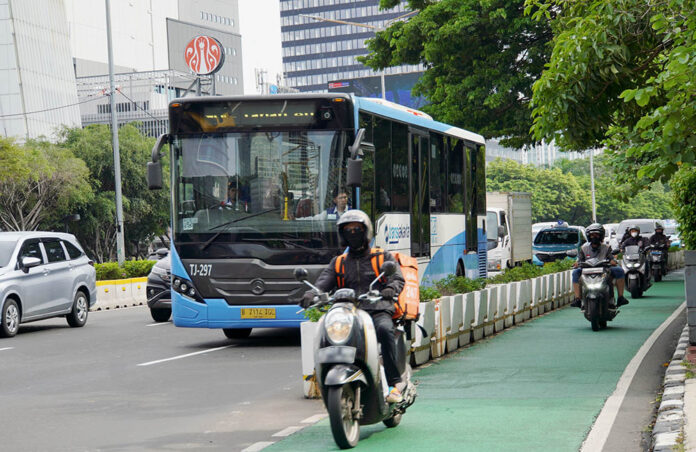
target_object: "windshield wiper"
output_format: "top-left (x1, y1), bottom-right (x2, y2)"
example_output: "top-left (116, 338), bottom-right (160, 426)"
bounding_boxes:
top-left (241, 237), bottom-right (325, 255)
top-left (201, 208), bottom-right (279, 251)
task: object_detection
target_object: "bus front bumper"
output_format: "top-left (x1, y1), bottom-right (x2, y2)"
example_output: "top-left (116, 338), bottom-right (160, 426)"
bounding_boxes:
top-left (171, 292), bottom-right (307, 329)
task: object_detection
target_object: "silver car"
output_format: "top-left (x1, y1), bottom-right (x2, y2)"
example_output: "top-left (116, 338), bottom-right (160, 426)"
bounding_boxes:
top-left (0, 232), bottom-right (97, 338)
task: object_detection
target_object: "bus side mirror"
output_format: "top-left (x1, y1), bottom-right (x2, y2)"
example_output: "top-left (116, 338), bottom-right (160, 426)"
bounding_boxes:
top-left (349, 128), bottom-right (365, 159)
top-left (347, 158), bottom-right (362, 188)
top-left (147, 133), bottom-right (168, 190)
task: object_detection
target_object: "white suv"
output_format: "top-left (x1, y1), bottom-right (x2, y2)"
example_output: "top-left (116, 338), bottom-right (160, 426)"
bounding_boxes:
top-left (0, 232), bottom-right (97, 338)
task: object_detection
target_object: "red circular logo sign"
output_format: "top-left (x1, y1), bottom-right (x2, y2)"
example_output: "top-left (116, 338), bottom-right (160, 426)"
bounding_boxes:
top-left (184, 36), bottom-right (224, 75)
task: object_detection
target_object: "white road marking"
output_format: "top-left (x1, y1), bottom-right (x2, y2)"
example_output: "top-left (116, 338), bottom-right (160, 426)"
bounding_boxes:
top-left (580, 301), bottom-right (686, 452)
top-left (300, 414), bottom-right (326, 424)
top-left (241, 441), bottom-right (275, 452)
top-left (0, 347), bottom-right (14, 352)
top-left (137, 345), bottom-right (236, 367)
top-left (145, 322), bottom-right (170, 327)
top-left (272, 426), bottom-right (304, 437)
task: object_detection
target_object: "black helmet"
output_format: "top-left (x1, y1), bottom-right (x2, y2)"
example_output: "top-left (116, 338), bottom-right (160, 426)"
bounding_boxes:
top-left (628, 224), bottom-right (640, 234)
top-left (586, 223), bottom-right (605, 241)
top-left (655, 221), bottom-right (664, 231)
top-left (336, 210), bottom-right (373, 249)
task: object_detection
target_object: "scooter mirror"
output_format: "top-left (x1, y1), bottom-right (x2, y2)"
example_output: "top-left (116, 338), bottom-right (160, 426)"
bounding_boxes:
top-left (380, 261), bottom-right (397, 277)
top-left (294, 268), bottom-right (309, 281)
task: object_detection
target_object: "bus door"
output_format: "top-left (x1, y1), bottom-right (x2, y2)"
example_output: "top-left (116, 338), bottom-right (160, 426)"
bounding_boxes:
top-left (409, 129), bottom-right (430, 257)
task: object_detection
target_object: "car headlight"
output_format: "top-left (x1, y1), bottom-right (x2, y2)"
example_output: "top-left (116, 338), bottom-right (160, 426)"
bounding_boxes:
top-left (151, 266), bottom-right (167, 277)
top-left (566, 249), bottom-right (578, 257)
top-left (324, 307), bottom-right (353, 345)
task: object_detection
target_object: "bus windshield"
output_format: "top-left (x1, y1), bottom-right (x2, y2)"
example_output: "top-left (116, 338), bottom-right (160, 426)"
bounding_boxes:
top-left (172, 130), bottom-right (350, 262)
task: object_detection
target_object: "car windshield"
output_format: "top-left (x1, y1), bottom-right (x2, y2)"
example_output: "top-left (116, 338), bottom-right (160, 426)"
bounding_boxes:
top-left (0, 240), bottom-right (16, 267)
top-left (664, 225), bottom-right (677, 235)
top-left (534, 229), bottom-right (579, 245)
top-left (619, 220), bottom-right (656, 236)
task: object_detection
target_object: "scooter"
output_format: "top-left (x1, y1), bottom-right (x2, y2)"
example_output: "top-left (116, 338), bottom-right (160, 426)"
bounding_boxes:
top-left (649, 246), bottom-right (668, 282)
top-left (621, 245), bottom-right (652, 298)
top-left (579, 257), bottom-right (618, 331)
top-left (294, 262), bottom-right (417, 449)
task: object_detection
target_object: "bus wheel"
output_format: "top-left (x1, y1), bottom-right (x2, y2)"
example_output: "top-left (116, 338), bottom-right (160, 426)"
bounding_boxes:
top-left (223, 328), bottom-right (252, 339)
top-left (456, 261), bottom-right (464, 277)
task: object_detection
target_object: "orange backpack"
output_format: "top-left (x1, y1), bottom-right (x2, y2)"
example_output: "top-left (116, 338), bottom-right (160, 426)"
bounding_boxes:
top-left (334, 248), bottom-right (420, 321)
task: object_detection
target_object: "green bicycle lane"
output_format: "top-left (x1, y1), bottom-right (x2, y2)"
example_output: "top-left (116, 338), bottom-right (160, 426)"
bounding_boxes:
top-left (267, 273), bottom-right (685, 452)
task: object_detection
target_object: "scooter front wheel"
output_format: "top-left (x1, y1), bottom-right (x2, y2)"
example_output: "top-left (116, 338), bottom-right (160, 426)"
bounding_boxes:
top-left (383, 413), bottom-right (402, 428)
top-left (327, 384), bottom-right (360, 449)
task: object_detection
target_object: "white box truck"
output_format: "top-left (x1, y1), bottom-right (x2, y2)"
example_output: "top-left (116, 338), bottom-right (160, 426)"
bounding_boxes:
top-left (486, 192), bottom-right (533, 271)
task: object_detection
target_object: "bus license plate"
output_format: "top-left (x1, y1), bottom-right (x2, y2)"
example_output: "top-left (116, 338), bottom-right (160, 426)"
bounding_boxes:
top-left (240, 308), bottom-right (276, 319)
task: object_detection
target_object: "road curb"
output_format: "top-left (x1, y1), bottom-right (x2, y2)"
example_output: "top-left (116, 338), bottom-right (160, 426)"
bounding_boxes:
top-left (652, 324), bottom-right (690, 451)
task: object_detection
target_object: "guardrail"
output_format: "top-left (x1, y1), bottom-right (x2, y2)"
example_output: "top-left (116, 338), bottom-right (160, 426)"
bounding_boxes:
top-left (301, 252), bottom-right (686, 398)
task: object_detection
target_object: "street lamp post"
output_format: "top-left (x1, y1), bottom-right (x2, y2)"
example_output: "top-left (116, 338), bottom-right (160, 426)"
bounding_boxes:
top-left (590, 150), bottom-right (597, 223)
top-left (105, 0), bottom-right (126, 266)
top-left (299, 11), bottom-right (418, 100)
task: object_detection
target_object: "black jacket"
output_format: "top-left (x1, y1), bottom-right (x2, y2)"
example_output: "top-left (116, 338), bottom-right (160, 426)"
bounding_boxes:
top-left (620, 235), bottom-right (646, 251)
top-left (649, 232), bottom-right (671, 249)
top-left (313, 248), bottom-right (405, 313)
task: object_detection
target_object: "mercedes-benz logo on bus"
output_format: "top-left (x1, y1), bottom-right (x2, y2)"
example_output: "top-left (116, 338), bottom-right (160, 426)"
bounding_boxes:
top-left (251, 279), bottom-right (266, 295)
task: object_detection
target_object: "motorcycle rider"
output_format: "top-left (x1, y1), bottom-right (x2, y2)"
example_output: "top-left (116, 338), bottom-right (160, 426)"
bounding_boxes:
top-left (301, 210), bottom-right (406, 403)
top-left (649, 222), bottom-right (671, 249)
top-left (571, 223), bottom-right (629, 308)
top-left (620, 224), bottom-right (646, 252)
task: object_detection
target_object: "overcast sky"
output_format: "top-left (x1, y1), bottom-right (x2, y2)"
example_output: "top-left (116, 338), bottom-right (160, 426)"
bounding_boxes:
top-left (239, 0), bottom-right (284, 94)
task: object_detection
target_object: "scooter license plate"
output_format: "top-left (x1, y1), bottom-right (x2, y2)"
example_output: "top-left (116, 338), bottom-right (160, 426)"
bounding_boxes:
top-left (316, 346), bottom-right (357, 364)
top-left (240, 308), bottom-right (276, 319)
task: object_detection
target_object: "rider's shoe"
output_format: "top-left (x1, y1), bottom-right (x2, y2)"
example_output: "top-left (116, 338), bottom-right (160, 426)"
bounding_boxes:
top-left (386, 386), bottom-right (403, 404)
top-left (617, 296), bottom-right (629, 307)
top-left (570, 297), bottom-right (582, 308)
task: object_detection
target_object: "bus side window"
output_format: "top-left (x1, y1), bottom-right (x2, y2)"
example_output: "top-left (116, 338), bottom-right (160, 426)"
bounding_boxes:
top-left (447, 137), bottom-right (463, 213)
top-left (374, 116), bottom-right (392, 216)
top-left (391, 122), bottom-right (409, 211)
top-left (430, 133), bottom-right (446, 213)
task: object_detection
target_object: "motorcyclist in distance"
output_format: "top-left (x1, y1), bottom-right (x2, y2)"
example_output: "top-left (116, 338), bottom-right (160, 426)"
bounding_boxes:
top-left (649, 222), bottom-right (671, 249)
top-left (620, 224), bottom-right (646, 252)
top-left (571, 223), bottom-right (629, 308)
top-left (301, 210), bottom-right (406, 403)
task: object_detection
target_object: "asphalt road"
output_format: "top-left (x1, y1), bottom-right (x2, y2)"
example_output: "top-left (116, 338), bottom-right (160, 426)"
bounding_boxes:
top-left (0, 307), bottom-right (323, 451)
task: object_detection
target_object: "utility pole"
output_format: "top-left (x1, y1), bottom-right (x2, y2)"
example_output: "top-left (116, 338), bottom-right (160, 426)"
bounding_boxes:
top-left (106, 0), bottom-right (125, 266)
top-left (590, 150), bottom-right (597, 223)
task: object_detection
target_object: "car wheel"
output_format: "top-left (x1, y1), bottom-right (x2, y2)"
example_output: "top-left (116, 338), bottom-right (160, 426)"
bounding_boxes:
top-left (223, 328), bottom-right (252, 339)
top-left (1, 299), bottom-right (20, 338)
top-left (150, 308), bottom-right (171, 323)
top-left (66, 291), bottom-right (89, 328)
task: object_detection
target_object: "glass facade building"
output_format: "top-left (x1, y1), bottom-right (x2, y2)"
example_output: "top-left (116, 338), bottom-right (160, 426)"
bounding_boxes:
top-left (280, 0), bottom-right (422, 93)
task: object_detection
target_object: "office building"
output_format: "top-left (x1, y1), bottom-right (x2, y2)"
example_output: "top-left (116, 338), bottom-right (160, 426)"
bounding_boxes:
top-left (0, 0), bottom-right (80, 140)
top-left (279, 0), bottom-right (422, 96)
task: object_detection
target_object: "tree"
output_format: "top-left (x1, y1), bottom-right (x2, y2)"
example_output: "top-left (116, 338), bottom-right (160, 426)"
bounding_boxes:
top-left (0, 137), bottom-right (91, 231)
top-left (360, 0), bottom-right (552, 148)
top-left (58, 124), bottom-right (170, 262)
top-left (527, 0), bottom-right (696, 194)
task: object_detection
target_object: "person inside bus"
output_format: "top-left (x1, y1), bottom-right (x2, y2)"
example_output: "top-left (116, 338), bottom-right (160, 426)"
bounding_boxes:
top-left (301, 210), bottom-right (406, 403)
top-left (325, 188), bottom-right (350, 220)
top-left (224, 181), bottom-right (249, 212)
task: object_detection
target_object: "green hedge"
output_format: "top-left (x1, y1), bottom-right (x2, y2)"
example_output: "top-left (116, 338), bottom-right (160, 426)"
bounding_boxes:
top-left (419, 259), bottom-right (575, 302)
top-left (95, 260), bottom-right (156, 281)
top-left (672, 167), bottom-right (696, 250)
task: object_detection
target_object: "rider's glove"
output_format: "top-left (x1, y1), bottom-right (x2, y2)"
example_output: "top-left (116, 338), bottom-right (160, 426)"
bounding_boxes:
top-left (380, 287), bottom-right (395, 300)
top-left (301, 291), bottom-right (316, 309)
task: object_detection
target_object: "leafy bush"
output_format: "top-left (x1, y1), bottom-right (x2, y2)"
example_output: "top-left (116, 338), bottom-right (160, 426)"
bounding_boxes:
top-left (95, 262), bottom-right (126, 280)
top-left (123, 260), bottom-right (156, 278)
top-left (419, 285), bottom-right (442, 302)
top-left (433, 275), bottom-right (487, 296)
top-left (95, 259), bottom-right (157, 280)
top-left (672, 167), bottom-right (696, 250)
top-left (487, 259), bottom-right (574, 285)
top-left (303, 305), bottom-right (329, 322)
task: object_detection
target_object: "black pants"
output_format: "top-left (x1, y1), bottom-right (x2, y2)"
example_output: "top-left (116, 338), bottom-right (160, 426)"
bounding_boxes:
top-left (370, 311), bottom-right (401, 387)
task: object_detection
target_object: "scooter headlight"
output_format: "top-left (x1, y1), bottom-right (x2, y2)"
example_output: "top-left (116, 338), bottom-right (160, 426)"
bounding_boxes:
top-left (324, 307), bottom-right (353, 345)
top-left (582, 277), bottom-right (605, 291)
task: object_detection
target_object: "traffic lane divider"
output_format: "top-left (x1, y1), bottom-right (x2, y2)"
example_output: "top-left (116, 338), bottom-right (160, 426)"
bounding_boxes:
top-left (92, 277), bottom-right (148, 311)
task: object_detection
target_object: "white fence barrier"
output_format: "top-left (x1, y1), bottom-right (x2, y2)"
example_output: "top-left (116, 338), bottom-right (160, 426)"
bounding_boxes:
top-left (92, 277), bottom-right (148, 311)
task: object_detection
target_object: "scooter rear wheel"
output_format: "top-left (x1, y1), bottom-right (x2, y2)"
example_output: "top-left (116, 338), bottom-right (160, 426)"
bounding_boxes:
top-left (599, 320), bottom-right (607, 329)
top-left (327, 384), bottom-right (360, 449)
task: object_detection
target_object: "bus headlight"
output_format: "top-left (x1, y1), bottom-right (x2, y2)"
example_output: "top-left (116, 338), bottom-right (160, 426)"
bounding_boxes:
top-left (324, 307), bottom-right (353, 345)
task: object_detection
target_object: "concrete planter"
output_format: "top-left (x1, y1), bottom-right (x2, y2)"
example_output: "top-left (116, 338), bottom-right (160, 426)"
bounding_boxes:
top-left (412, 301), bottom-right (434, 365)
top-left (447, 294), bottom-right (463, 352)
top-left (685, 250), bottom-right (696, 345)
top-left (431, 297), bottom-right (448, 358)
top-left (300, 321), bottom-right (321, 398)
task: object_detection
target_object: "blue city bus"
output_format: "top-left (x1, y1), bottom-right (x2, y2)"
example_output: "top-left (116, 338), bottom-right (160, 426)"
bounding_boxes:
top-left (147, 94), bottom-right (487, 339)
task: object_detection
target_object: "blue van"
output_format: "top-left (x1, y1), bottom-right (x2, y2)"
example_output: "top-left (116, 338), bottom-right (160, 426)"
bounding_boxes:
top-left (532, 223), bottom-right (587, 266)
